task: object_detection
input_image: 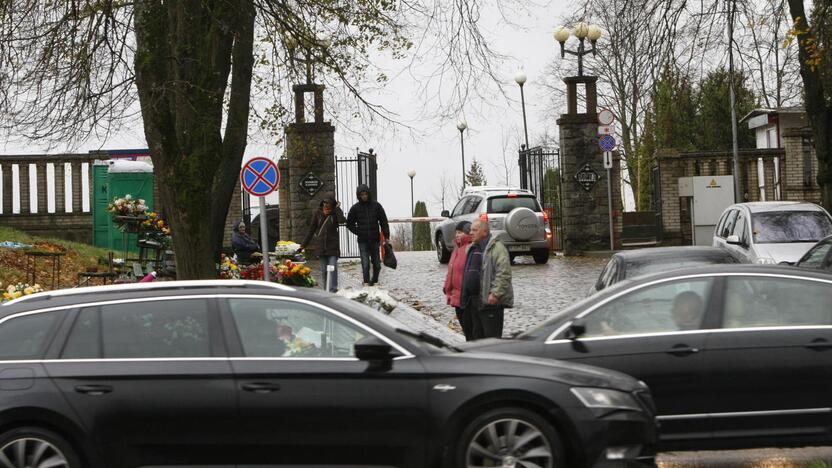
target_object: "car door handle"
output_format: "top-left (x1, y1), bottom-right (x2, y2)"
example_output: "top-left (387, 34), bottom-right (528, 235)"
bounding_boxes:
top-left (805, 339), bottom-right (832, 350)
top-left (241, 382), bottom-right (281, 394)
top-left (74, 384), bottom-right (113, 395)
top-left (665, 345), bottom-right (699, 356)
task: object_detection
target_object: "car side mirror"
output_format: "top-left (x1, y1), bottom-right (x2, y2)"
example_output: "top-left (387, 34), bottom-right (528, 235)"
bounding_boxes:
top-left (441, 210), bottom-right (450, 218)
top-left (726, 235), bottom-right (741, 245)
top-left (354, 335), bottom-right (395, 361)
top-left (563, 320), bottom-right (586, 340)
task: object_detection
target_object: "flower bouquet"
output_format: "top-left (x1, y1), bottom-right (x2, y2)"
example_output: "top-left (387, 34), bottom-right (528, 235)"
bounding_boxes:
top-left (274, 240), bottom-right (306, 262)
top-left (141, 211), bottom-right (172, 248)
top-left (218, 254), bottom-right (241, 279)
top-left (276, 259), bottom-right (316, 287)
top-left (1, 283), bottom-right (44, 302)
top-left (107, 195), bottom-right (149, 232)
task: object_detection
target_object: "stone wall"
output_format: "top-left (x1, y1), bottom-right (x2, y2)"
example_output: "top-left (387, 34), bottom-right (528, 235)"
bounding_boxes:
top-left (782, 128), bottom-right (821, 202)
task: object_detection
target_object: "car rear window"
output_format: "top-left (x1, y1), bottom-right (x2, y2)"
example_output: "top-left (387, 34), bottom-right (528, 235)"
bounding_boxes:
top-left (752, 211), bottom-right (832, 244)
top-left (626, 256), bottom-right (737, 279)
top-left (487, 195), bottom-right (541, 213)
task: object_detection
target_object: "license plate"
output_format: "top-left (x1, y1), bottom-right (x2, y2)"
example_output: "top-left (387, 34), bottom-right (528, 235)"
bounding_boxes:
top-left (508, 245), bottom-right (530, 252)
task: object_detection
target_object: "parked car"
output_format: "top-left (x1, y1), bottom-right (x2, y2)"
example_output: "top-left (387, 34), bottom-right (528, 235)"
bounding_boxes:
top-left (435, 187), bottom-right (552, 264)
top-left (0, 281), bottom-right (656, 468)
top-left (463, 265), bottom-right (832, 452)
top-left (589, 246), bottom-right (739, 295)
top-left (712, 201), bottom-right (832, 264)
top-left (795, 235), bottom-right (832, 272)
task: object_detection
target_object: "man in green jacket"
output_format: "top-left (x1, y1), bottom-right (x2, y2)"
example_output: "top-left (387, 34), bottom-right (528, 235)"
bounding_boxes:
top-left (467, 219), bottom-right (513, 338)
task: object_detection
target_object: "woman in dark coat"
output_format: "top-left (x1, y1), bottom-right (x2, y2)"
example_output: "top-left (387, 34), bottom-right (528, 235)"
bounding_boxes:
top-left (232, 220), bottom-right (261, 264)
top-left (300, 198), bottom-right (346, 292)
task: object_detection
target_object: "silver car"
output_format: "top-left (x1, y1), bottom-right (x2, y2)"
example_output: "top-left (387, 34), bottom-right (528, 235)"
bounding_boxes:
top-left (434, 187), bottom-right (552, 264)
top-left (712, 201), bottom-right (832, 264)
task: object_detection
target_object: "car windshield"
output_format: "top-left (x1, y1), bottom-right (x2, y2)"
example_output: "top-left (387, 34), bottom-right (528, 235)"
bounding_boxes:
top-left (752, 211), bottom-right (832, 244)
top-left (487, 195), bottom-right (541, 213)
top-left (626, 257), bottom-right (736, 278)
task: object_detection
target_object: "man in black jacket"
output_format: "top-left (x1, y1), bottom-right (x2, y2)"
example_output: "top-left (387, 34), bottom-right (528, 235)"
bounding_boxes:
top-left (347, 184), bottom-right (390, 286)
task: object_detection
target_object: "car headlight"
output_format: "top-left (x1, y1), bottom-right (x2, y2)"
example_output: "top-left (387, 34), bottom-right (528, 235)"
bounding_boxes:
top-left (754, 257), bottom-right (778, 265)
top-left (570, 387), bottom-right (642, 411)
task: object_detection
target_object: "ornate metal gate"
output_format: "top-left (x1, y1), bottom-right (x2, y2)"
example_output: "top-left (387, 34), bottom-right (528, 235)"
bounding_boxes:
top-left (519, 146), bottom-right (563, 251)
top-left (335, 149), bottom-right (378, 258)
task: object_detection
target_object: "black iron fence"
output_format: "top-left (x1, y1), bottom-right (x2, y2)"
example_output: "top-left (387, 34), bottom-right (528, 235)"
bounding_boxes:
top-left (519, 146), bottom-right (563, 251)
top-left (335, 149), bottom-right (378, 258)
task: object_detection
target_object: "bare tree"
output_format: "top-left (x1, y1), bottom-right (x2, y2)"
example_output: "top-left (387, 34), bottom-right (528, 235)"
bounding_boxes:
top-left (0, 0), bottom-right (511, 278)
top-left (432, 172), bottom-right (458, 212)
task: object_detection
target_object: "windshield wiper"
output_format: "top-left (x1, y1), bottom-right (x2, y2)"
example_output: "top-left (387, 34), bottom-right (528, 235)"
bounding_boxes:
top-left (395, 328), bottom-right (462, 352)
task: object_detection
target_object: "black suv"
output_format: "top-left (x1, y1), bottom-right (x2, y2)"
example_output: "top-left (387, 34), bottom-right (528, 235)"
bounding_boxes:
top-left (0, 281), bottom-right (656, 468)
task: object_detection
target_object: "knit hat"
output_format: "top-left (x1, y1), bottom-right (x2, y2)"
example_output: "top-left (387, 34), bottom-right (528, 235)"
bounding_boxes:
top-left (455, 221), bottom-right (471, 234)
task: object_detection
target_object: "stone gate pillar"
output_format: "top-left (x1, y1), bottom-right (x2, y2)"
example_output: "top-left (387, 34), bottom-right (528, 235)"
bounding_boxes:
top-left (278, 84), bottom-right (336, 259)
top-left (556, 76), bottom-right (612, 254)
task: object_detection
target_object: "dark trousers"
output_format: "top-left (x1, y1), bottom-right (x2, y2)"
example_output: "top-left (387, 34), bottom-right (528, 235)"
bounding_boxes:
top-left (454, 306), bottom-right (475, 341)
top-left (472, 304), bottom-right (504, 339)
top-left (358, 241), bottom-right (381, 284)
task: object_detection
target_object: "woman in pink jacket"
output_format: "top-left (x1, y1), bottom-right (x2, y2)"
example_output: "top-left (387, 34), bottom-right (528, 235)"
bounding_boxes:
top-left (443, 221), bottom-right (474, 340)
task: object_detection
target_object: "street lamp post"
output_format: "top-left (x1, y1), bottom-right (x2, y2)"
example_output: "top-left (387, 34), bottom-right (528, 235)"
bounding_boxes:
top-left (553, 22), bottom-right (603, 77)
top-left (457, 120), bottom-right (467, 194)
top-left (407, 169), bottom-right (416, 217)
top-left (515, 70), bottom-right (530, 151)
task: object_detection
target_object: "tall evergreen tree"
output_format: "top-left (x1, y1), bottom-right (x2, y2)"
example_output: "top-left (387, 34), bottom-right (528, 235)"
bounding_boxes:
top-left (697, 68), bottom-right (757, 151)
top-left (411, 201), bottom-right (431, 251)
top-left (466, 159), bottom-right (488, 187)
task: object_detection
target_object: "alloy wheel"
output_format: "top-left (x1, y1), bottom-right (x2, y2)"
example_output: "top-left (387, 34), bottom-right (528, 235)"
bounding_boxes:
top-left (465, 418), bottom-right (553, 468)
top-left (0, 437), bottom-right (69, 468)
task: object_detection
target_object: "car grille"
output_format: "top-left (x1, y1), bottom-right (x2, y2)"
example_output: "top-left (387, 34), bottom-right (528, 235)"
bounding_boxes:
top-left (633, 389), bottom-right (657, 415)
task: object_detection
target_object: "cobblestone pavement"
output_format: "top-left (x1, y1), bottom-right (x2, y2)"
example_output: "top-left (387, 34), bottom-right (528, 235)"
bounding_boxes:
top-left (339, 251), bottom-right (607, 337)
top-left (332, 251), bottom-right (832, 467)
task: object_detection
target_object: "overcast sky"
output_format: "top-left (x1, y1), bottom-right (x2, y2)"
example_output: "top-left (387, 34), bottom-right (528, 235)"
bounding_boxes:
top-left (2, 1), bottom-right (573, 220)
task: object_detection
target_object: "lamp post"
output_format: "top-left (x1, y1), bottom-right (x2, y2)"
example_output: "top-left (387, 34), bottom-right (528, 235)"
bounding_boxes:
top-left (407, 168), bottom-right (416, 217)
top-left (457, 120), bottom-right (467, 194)
top-left (553, 22), bottom-right (603, 77)
top-left (515, 70), bottom-right (530, 151)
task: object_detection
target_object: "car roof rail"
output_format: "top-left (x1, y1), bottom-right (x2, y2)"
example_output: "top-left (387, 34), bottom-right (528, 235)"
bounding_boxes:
top-left (1, 280), bottom-right (294, 307)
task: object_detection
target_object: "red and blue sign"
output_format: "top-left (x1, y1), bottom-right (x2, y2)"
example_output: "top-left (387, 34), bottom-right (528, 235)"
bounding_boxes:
top-left (240, 157), bottom-right (280, 197)
top-left (598, 134), bottom-right (617, 152)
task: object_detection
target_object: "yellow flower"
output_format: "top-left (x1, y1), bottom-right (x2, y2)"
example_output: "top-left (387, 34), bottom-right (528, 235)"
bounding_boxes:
top-left (12, 291), bottom-right (21, 298)
top-left (23, 287), bottom-right (33, 295)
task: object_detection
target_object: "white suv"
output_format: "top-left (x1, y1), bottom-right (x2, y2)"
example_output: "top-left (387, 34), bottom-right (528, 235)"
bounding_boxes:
top-left (712, 202), bottom-right (832, 264)
top-left (434, 187), bottom-right (552, 264)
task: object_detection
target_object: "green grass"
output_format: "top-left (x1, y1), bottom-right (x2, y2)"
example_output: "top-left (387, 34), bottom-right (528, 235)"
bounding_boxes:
top-left (809, 462), bottom-right (832, 468)
top-left (0, 226), bottom-right (110, 258)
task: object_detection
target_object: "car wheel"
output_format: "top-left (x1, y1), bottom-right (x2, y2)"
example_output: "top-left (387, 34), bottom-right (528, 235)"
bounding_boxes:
top-left (437, 234), bottom-right (451, 264)
top-left (455, 407), bottom-right (564, 468)
top-left (0, 427), bottom-right (81, 468)
top-left (533, 250), bottom-right (550, 265)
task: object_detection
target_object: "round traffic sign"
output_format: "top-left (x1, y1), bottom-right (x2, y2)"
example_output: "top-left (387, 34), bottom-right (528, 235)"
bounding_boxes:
top-left (598, 108), bottom-right (615, 126)
top-left (240, 157), bottom-right (280, 197)
top-left (599, 134), bottom-right (617, 152)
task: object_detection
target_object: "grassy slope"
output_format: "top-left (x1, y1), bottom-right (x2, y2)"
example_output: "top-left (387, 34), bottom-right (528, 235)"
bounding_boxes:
top-left (0, 227), bottom-right (111, 289)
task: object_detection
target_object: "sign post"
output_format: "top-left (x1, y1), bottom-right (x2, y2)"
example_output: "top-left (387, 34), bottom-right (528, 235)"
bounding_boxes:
top-left (240, 157), bottom-right (280, 282)
top-left (598, 134), bottom-right (617, 251)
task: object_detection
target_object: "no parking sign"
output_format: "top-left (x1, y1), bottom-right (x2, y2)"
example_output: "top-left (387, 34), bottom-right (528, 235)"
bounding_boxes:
top-left (239, 157), bottom-right (280, 281)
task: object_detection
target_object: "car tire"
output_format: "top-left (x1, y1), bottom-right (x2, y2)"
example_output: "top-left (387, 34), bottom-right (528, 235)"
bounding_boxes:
top-left (436, 234), bottom-right (451, 264)
top-left (533, 250), bottom-right (550, 265)
top-left (454, 407), bottom-right (564, 468)
top-left (0, 426), bottom-right (82, 468)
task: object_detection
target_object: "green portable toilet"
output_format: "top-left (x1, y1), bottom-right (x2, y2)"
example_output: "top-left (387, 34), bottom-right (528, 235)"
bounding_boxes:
top-left (92, 160), bottom-right (154, 254)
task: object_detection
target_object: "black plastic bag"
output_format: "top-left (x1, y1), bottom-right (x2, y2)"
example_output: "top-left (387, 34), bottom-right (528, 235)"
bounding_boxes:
top-left (382, 242), bottom-right (398, 269)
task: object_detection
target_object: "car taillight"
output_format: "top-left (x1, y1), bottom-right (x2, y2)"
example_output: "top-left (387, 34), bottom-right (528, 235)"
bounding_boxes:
top-left (543, 211), bottom-right (549, 223)
top-left (480, 212), bottom-right (489, 221)
top-left (507, 193), bottom-right (518, 198)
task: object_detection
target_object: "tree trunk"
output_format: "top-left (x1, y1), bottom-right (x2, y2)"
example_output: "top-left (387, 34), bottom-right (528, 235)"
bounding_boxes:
top-left (134, 0), bottom-right (255, 279)
top-left (788, 0), bottom-right (832, 210)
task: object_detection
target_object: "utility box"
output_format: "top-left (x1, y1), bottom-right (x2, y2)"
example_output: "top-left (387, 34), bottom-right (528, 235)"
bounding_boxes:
top-left (692, 176), bottom-right (734, 246)
top-left (92, 160), bottom-right (154, 253)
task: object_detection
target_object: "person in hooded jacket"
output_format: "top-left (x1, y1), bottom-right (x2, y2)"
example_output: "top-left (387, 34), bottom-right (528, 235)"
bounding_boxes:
top-left (443, 221), bottom-right (474, 340)
top-left (300, 197), bottom-right (346, 292)
top-left (346, 184), bottom-right (390, 286)
top-left (232, 220), bottom-right (261, 264)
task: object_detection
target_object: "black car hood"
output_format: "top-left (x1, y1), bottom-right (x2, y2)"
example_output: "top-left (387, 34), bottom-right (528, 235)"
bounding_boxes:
top-left (433, 349), bottom-right (644, 392)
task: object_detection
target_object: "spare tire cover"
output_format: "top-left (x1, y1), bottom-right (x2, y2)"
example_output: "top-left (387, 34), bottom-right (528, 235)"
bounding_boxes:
top-left (504, 207), bottom-right (540, 241)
